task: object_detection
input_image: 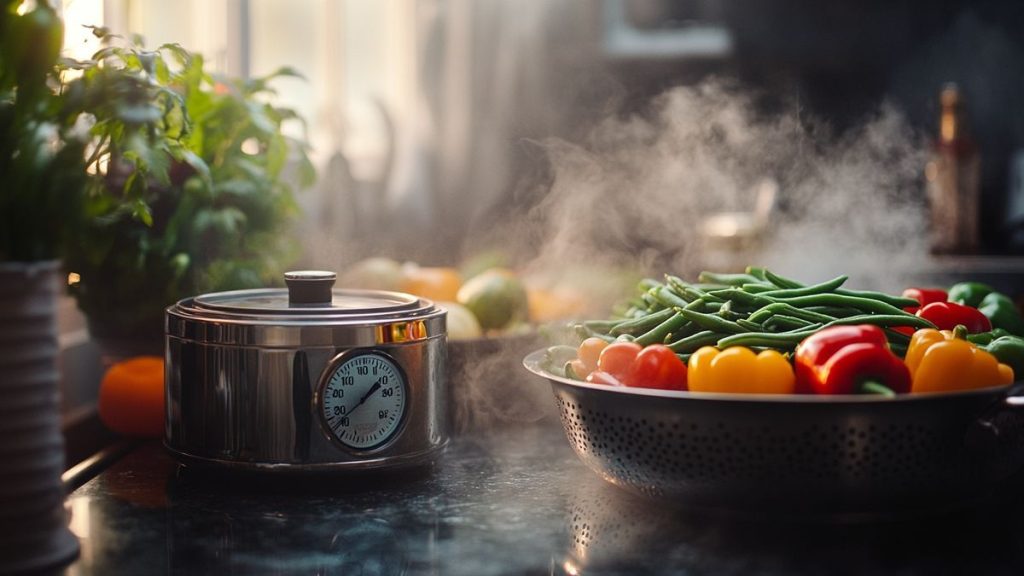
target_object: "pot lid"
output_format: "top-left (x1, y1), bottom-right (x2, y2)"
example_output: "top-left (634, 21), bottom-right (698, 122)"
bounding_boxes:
top-left (192, 270), bottom-right (422, 316)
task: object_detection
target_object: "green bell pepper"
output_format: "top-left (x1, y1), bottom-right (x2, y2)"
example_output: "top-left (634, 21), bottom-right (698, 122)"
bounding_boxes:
top-left (967, 328), bottom-right (1011, 346)
top-left (948, 282), bottom-right (994, 307)
top-left (983, 335), bottom-right (1024, 381)
top-left (977, 292), bottom-right (1024, 336)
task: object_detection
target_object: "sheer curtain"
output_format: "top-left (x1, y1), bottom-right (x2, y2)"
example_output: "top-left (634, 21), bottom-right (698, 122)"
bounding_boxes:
top-left (402, 0), bottom-right (596, 263)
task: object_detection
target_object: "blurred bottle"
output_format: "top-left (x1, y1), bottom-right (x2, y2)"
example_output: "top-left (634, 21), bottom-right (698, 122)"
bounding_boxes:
top-left (925, 83), bottom-right (981, 254)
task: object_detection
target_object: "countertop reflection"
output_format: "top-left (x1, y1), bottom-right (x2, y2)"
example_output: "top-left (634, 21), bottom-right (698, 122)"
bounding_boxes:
top-left (63, 423), bottom-right (1024, 575)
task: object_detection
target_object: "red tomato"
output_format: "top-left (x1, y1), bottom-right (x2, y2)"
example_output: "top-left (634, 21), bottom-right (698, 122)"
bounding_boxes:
top-left (585, 370), bottom-right (623, 387)
top-left (626, 345), bottom-right (688, 390)
top-left (577, 337), bottom-right (609, 373)
top-left (597, 341), bottom-right (642, 380)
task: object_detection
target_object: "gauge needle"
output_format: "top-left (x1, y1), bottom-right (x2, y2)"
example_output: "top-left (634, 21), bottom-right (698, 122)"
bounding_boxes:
top-left (349, 379), bottom-right (383, 414)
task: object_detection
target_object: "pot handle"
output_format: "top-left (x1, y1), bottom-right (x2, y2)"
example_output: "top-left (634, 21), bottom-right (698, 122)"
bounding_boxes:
top-left (965, 382), bottom-right (1024, 454)
top-left (285, 270), bottom-right (336, 305)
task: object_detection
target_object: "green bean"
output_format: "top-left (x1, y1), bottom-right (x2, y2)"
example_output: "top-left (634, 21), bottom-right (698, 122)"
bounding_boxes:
top-left (773, 294), bottom-right (909, 316)
top-left (717, 329), bottom-right (819, 348)
top-left (785, 322), bottom-right (823, 333)
top-left (698, 271), bottom-right (762, 286)
top-left (543, 345), bottom-right (579, 374)
top-left (805, 306), bottom-right (862, 318)
top-left (664, 320), bottom-right (702, 343)
top-left (677, 353), bottom-right (693, 364)
top-left (701, 301), bottom-right (724, 313)
top-left (707, 288), bottom-right (773, 309)
top-left (575, 324), bottom-right (615, 342)
top-left (764, 270), bottom-right (804, 289)
top-left (834, 288), bottom-right (919, 308)
top-left (763, 314), bottom-right (815, 331)
top-left (665, 277), bottom-right (708, 303)
top-left (651, 286), bottom-right (692, 310)
top-left (736, 318), bottom-right (764, 332)
top-left (664, 275), bottom-right (690, 290)
top-left (883, 328), bottom-right (912, 346)
top-left (640, 291), bottom-right (664, 311)
top-left (635, 312), bottom-right (689, 346)
top-left (638, 278), bottom-right (663, 292)
top-left (759, 275), bottom-right (848, 298)
top-left (740, 283), bottom-right (776, 293)
top-left (609, 307), bottom-right (674, 336)
top-left (748, 302), bottom-right (835, 325)
top-left (745, 266), bottom-right (769, 281)
top-left (693, 282), bottom-right (731, 292)
top-left (823, 314), bottom-right (935, 330)
top-left (717, 300), bottom-right (747, 321)
top-left (676, 307), bottom-right (747, 334)
top-left (666, 330), bottom-right (720, 353)
top-left (583, 320), bottom-right (620, 333)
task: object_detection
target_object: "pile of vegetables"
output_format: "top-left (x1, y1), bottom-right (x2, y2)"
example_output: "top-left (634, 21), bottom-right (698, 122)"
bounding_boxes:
top-left (340, 257), bottom-right (537, 340)
top-left (544, 267), bottom-right (1024, 396)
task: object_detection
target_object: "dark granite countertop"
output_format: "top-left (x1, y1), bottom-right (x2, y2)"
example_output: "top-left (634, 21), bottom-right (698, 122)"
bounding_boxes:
top-left (63, 421), bottom-right (1024, 576)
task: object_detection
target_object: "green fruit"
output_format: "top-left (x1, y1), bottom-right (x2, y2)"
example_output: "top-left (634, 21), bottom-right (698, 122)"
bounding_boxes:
top-left (456, 268), bottom-right (529, 331)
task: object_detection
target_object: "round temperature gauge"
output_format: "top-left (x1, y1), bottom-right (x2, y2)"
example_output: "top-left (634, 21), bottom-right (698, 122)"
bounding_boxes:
top-left (317, 350), bottom-right (408, 452)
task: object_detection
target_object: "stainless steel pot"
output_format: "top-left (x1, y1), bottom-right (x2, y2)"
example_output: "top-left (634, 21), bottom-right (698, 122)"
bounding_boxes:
top-left (523, 349), bottom-right (1024, 519)
top-left (165, 271), bottom-right (447, 472)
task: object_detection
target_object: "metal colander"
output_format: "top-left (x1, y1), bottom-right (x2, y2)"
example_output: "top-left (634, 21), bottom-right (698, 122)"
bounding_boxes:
top-left (523, 350), bottom-right (1024, 518)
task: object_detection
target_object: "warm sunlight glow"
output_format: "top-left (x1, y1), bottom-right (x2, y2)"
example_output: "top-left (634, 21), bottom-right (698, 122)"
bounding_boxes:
top-left (67, 272), bottom-right (81, 286)
top-left (61, 0), bottom-right (104, 61)
top-left (241, 137), bottom-right (261, 155)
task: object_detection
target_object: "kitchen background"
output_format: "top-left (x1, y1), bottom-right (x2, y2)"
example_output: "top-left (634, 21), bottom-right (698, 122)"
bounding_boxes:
top-left (54, 0), bottom-right (1024, 450)
top-left (59, 0), bottom-right (1024, 261)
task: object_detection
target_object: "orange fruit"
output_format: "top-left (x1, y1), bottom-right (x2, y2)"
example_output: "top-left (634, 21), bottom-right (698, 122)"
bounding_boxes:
top-left (399, 265), bottom-right (462, 302)
top-left (98, 356), bottom-right (165, 438)
top-left (527, 287), bottom-right (586, 323)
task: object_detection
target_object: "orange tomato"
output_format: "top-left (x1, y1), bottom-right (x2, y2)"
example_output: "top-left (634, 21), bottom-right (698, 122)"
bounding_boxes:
top-left (98, 356), bottom-right (165, 438)
top-left (400, 266), bottom-right (462, 302)
top-left (597, 341), bottom-right (643, 381)
top-left (577, 337), bottom-right (609, 373)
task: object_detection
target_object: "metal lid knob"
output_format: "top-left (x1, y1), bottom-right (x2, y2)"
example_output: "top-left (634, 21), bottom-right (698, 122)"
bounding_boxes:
top-left (284, 270), bottom-right (336, 305)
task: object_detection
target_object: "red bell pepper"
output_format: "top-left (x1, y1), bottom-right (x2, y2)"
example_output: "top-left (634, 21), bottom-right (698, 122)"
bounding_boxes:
top-left (794, 325), bottom-right (911, 395)
top-left (902, 288), bottom-right (948, 312)
top-left (894, 288), bottom-right (949, 335)
top-left (915, 301), bottom-right (992, 334)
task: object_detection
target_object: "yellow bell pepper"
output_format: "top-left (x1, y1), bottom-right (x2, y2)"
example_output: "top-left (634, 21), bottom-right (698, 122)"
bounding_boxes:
top-left (688, 346), bottom-right (795, 394)
top-left (905, 328), bottom-right (1014, 393)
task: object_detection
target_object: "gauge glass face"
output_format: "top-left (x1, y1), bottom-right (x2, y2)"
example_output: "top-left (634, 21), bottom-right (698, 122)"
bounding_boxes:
top-left (319, 351), bottom-right (408, 451)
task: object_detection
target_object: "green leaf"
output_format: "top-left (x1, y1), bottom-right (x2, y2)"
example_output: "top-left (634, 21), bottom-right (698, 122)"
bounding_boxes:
top-left (117, 103), bottom-right (162, 124)
top-left (214, 179), bottom-right (261, 198)
top-left (266, 66), bottom-right (305, 80)
top-left (158, 43), bottom-right (192, 67)
top-left (170, 252), bottom-right (190, 278)
top-left (265, 134), bottom-right (287, 178)
top-left (132, 198), bottom-right (153, 226)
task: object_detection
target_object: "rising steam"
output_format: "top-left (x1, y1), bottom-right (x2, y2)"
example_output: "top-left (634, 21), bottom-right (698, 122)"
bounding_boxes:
top-left (517, 79), bottom-right (928, 293)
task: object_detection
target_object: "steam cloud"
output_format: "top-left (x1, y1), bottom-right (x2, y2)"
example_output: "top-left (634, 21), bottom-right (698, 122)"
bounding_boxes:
top-left (519, 80), bottom-right (929, 293)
